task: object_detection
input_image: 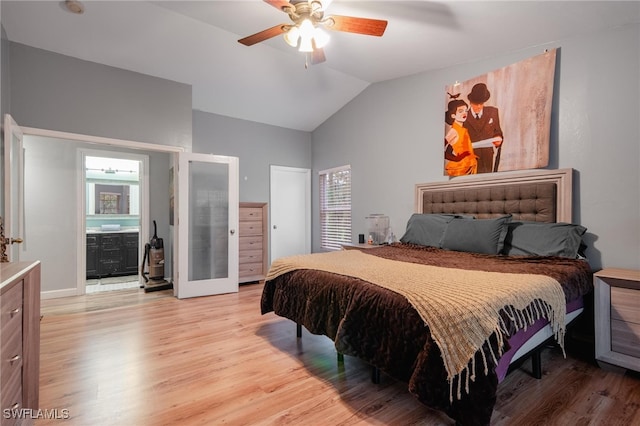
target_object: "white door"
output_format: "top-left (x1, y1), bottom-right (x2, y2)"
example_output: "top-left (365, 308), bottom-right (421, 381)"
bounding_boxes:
top-left (269, 165), bottom-right (310, 262)
top-left (177, 153), bottom-right (239, 299)
top-left (3, 114), bottom-right (25, 261)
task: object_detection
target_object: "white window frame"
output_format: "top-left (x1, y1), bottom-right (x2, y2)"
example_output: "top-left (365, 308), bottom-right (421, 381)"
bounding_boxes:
top-left (319, 165), bottom-right (352, 250)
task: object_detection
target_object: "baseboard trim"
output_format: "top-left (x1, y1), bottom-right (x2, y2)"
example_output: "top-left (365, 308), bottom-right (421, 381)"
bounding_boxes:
top-left (41, 288), bottom-right (79, 300)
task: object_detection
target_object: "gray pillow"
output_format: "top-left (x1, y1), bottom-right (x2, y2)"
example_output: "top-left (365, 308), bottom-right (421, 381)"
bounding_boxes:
top-left (503, 221), bottom-right (587, 258)
top-left (441, 215), bottom-right (512, 255)
top-left (400, 214), bottom-right (463, 247)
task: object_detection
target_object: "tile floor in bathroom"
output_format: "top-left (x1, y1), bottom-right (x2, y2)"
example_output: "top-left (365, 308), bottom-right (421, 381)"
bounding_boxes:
top-left (86, 275), bottom-right (141, 293)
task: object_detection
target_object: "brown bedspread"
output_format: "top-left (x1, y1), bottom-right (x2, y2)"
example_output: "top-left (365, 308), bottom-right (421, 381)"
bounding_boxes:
top-left (260, 243), bottom-right (592, 425)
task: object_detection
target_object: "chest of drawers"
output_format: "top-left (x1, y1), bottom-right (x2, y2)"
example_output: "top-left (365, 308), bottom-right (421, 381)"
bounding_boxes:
top-left (1, 261), bottom-right (41, 425)
top-left (238, 203), bottom-right (268, 283)
top-left (594, 268), bottom-right (640, 372)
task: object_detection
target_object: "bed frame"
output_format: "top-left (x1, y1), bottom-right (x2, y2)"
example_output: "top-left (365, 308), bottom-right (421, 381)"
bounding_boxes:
top-left (412, 167), bottom-right (577, 381)
top-left (294, 168), bottom-right (578, 383)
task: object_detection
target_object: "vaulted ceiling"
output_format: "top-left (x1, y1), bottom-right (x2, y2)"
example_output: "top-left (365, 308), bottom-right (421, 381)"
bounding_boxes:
top-left (3, 1), bottom-right (639, 131)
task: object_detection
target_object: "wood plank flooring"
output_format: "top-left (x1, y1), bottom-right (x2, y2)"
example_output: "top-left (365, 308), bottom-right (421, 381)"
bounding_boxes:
top-left (36, 283), bottom-right (640, 425)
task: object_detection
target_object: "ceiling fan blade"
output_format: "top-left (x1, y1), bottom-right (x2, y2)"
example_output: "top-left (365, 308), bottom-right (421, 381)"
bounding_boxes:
top-left (311, 47), bottom-right (326, 65)
top-left (326, 15), bottom-right (388, 37)
top-left (238, 24), bottom-right (288, 46)
top-left (264, 0), bottom-right (292, 12)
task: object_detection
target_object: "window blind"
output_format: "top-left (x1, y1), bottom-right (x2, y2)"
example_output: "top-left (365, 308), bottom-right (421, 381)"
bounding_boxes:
top-left (319, 165), bottom-right (352, 250)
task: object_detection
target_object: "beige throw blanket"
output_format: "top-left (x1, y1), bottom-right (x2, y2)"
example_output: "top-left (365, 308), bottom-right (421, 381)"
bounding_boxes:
top-left (267, 250), bottom-right (566, 399)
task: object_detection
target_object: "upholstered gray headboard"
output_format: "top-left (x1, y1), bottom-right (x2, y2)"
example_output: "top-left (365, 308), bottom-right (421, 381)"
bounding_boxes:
top-left (415, 169), bottom-right (573, 223)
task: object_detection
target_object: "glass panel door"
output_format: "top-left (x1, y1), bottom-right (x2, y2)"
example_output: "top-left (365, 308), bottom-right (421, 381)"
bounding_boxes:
top-left (3, 114), bottom-right (25, 262)
top-left (177, 153), bottom-right (238, 298)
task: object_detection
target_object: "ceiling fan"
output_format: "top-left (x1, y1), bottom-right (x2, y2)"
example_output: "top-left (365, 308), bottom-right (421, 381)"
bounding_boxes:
top-left (238, 0), bottom-right (388, 65)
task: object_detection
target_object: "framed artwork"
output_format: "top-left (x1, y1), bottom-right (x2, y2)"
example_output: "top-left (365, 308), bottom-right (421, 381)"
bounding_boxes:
top-left (444, 49), bottom-right (557, 176)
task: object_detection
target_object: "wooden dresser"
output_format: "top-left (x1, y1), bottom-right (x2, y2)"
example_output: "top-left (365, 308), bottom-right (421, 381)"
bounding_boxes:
top-left (238, 203), bottom-right (268, 284)
top-left (1, 261), bottom-right (41, 425)
top-left (594, 268), bottom-right (640, 372)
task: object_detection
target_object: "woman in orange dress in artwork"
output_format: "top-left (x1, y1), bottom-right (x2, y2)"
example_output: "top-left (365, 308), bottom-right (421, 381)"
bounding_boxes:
top-left (444, 99), bottom-right (478, 176)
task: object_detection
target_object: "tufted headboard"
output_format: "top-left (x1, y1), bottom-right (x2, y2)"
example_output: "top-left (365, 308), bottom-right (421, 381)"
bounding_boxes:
top-left (415, 169), bottom-right (573, 223)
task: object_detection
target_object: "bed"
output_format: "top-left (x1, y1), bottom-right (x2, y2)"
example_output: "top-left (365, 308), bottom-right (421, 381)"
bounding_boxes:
top-left (261, 168), bottom-right (592, 425)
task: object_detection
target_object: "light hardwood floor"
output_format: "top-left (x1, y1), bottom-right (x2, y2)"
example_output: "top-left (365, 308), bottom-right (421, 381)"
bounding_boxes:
top-left (36, 283), bottom-right (640, 425)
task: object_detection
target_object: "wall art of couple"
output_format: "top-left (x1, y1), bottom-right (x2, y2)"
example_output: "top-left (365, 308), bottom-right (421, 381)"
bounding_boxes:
top-left (443, 48), bottom-right (557, 177)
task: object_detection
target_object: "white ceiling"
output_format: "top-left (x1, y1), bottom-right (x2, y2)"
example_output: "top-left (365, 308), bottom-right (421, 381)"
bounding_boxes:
top-left (3, 1), bottom-right (639, 131)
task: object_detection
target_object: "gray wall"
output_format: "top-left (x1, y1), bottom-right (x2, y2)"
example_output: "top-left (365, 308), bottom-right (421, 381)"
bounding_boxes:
top-left (5, 42), bottom-right (188, 293)
top-left (312, 23), bottom-right (640, 271)
top-left (193, 110), bottom-right (312, 203)
top-left (8, 42), bottom-right (192, 150)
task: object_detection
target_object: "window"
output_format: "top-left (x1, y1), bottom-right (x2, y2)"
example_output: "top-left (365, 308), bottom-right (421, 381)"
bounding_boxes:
top-left (319, 165), bottom-right (352, 250)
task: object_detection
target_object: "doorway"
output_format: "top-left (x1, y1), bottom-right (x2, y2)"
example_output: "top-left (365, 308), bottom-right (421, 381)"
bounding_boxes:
top-left (19, 131), bottom-right (173, 299)
top-left (82, 152), bottom-right (147, 294)
top-left (8, 117), bottom-right (238, 300)
top-left (269, 165), bottom-right (311, 263)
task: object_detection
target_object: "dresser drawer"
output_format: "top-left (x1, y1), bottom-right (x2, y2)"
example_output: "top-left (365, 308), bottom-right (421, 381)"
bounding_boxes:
top-left (1, 282), bottom-right (23, 347)
top-left (239, 236), bottom-right (263, 251)
top-left (611, 286), bottom-right (640, 325)
top-left (611, 319), bottom-right (640, 358)
top-left (1, 366), bottom-right (23, 426)
top-left (240, 208), bottom-right (264, 221)
top-left (239, 221), bottom-right (263, 236)
top-left (1, 320), bottom-right (23, 390)
top-left (239, 262), bottom-right (263, 278)
top-left (239, 249), bottom-right (263, 265)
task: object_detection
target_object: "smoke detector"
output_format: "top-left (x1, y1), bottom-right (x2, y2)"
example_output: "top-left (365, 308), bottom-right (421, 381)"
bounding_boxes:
top-left (64, 0), bottom-right (84, 15)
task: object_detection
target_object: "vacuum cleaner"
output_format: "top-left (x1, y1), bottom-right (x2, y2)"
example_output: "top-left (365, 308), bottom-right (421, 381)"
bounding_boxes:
top-left (141, 220), bottom-right (172, 292)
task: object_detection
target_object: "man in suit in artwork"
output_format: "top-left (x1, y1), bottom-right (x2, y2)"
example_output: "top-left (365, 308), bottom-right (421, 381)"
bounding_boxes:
top-left (463, 83), bottom-right (504, 173)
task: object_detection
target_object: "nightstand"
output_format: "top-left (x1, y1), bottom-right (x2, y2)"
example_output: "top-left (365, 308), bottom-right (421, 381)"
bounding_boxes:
top-left (594, 268), bottom-right (640, 372)
top-left (341, 243), bottom-right (382, 250)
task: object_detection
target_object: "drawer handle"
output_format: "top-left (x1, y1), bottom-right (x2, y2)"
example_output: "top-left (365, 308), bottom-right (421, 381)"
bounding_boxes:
top-left (11, 403), bottom-right (20, 410)
top-left (10, 354), bottom-right (21, 364)
top-left (10, 307), bottom-right (21, 317)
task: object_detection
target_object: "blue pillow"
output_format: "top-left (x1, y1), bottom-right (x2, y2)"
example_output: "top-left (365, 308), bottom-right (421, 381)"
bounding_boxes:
top-left (503, 221), bottom-right (587, 258)
top-left (441, 215), bottom-right (512, 255)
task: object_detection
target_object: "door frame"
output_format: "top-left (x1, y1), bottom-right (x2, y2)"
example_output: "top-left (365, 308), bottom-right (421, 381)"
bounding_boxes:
top-left (14, 124), bottom-right (184, 299)
top-left (78, 149), bottom-right (150, 295)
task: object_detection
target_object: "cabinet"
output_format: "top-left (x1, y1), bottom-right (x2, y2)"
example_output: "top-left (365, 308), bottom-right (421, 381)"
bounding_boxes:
top-left (1, 261), bottom-right (41, 424)
top-left (594, 268), bottom-right (640, 372)
top-left (239, 203), bottom-right (268, 283)
top-left (86, 232), bottom-right (139, 278)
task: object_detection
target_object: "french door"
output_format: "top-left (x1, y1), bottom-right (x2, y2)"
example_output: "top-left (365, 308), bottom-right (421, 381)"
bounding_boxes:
top-left (177, 153), bottom-right (239, 298)
top-left (3, 114), bottom-right (25, 262)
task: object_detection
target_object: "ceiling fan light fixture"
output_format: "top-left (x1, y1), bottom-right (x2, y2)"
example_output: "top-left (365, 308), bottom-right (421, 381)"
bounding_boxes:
top-left (283, 26), bottom-right (300, 47)
top-left (298, 36), bottom-right (314, 53)
top-left (313, 27), bottom-right (330, 49)
top-left (298, 19), bottom-right (315, 40)
top-left (238, 0), bottom-right (388, 66)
